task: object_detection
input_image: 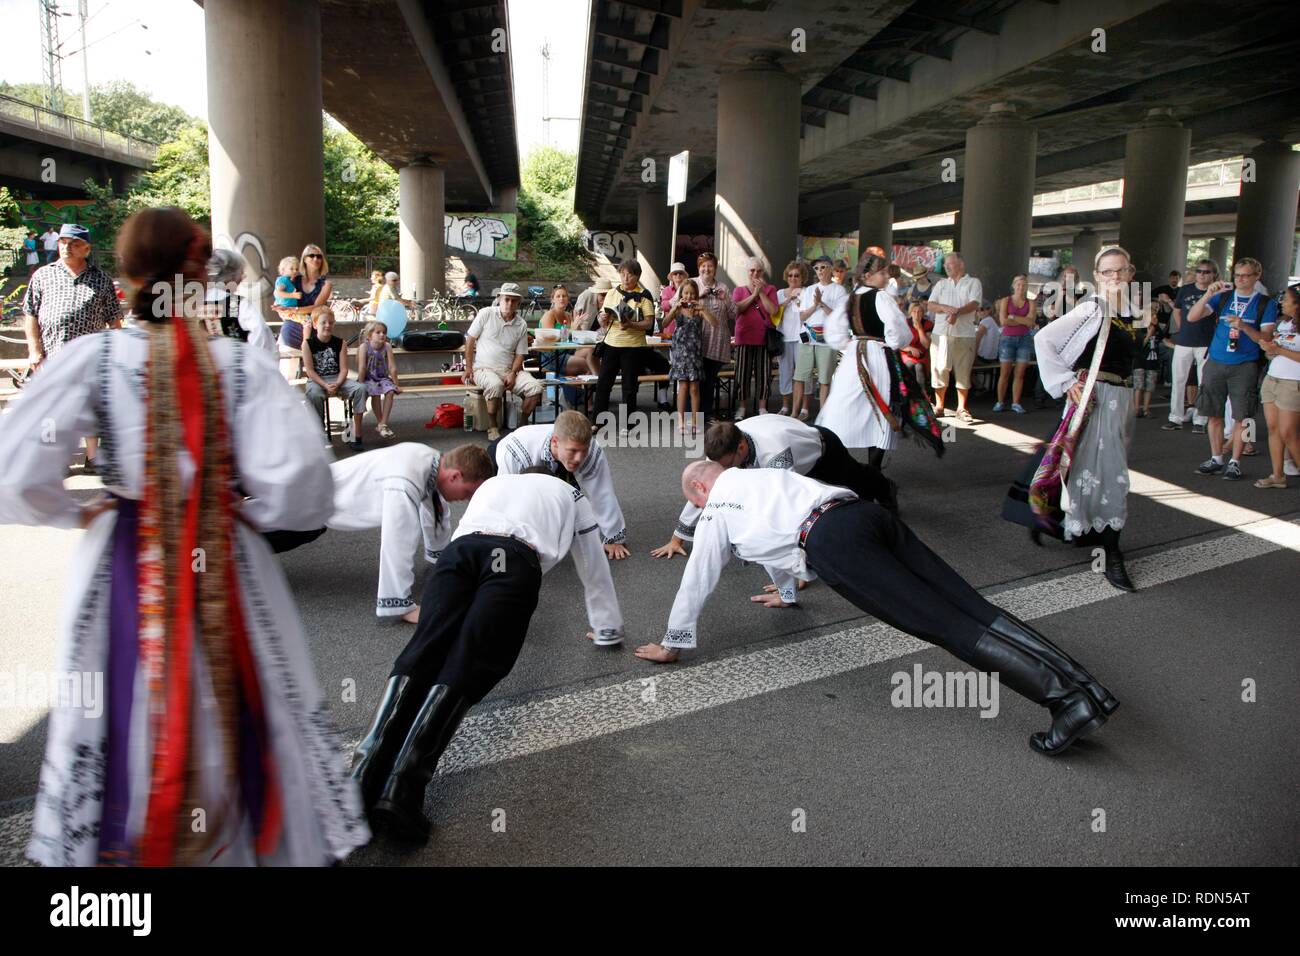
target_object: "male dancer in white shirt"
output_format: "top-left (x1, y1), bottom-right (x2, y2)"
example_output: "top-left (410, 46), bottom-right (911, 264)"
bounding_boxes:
top-left (352, 469), bottom-right (625, 843)
top-left (493, 411), bottom-right (630, 559)
top-left (264, 442), bottom-right (494, 623)
top-left (637, 463), bottom-right (1117, 757)
top-left (650, 416), bottom-right (898, 559)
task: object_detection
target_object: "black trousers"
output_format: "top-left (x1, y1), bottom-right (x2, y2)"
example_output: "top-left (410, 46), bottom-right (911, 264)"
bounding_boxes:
top-left (807, 425), bottom-right (892, 504)
top-left (262, 526), bottom-right (328, 554)
top-left (593, 345), bottom-right (646, 417)
top-left (700, 357), bottom-right (725, 419)
top-left (391, 535), bottom-right (542, 706)
top-left (804, 500), bottom-right (998, 661)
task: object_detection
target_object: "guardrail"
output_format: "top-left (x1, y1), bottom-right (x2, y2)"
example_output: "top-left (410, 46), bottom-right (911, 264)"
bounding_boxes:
top-left (0, 93), bottom-right (158, 163)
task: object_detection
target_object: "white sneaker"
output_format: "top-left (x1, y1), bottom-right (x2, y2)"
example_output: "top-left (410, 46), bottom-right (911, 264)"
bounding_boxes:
top-left (487, 427), bottom-right (501, 440)
top-left (1285, 457), bottom-right (1299, 477)
top-left (735, 408), bottom-right (746, 421)
top-left (592, 629), bottom-right (624, 647)
top-left (342, 421), bottom-right (354, 443)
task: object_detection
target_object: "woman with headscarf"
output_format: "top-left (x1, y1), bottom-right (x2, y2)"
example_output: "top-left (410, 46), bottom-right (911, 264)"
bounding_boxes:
top-left (0, 207), bottom-right (368, 866)
top-left (1021, 245), bottom-right (1144, 591)
top-left (817, 251), bottom-right (945, 471)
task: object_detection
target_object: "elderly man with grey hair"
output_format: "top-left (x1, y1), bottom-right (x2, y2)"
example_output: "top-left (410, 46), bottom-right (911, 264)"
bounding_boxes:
top-left (731, 257), bottom-right (779, 419)
top-left (926, 251), bottom-right (983, 421)
top-left (204, 249), bottom-right (277, 353)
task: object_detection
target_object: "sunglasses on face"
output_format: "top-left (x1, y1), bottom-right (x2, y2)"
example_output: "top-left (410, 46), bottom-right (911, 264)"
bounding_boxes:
top-left (1195, 269), bottom-right (1214, 274)
top-left (1234, 272), bottom-right (1257, 279)
top-left (304, 253), bottom-right (323, 259)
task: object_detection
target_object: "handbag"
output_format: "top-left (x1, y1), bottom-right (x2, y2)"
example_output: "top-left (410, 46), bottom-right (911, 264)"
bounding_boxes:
top-left (765, 322), bottom-right (784, 356)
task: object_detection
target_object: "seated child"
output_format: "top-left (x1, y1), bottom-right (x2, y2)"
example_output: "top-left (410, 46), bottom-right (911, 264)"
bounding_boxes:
top-left (357, 320), bottom-right (403, 439)
top-left (303, 310), bottom-right (368, 451)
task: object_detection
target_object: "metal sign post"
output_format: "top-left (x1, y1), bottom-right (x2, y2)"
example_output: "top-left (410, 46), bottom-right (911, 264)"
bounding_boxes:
top-left (667, 150), bottom-right (689, 278)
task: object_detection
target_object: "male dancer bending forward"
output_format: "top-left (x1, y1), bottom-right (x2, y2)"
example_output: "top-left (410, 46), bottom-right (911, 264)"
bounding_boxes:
top-left (636, 462), bottom-right (1118, 755)
top-left (494, 412), bottom-right (631, 559)
top-left (352, 470), bottom-right (625, 843)
top-left (651, 416), bottom-right (898, 560)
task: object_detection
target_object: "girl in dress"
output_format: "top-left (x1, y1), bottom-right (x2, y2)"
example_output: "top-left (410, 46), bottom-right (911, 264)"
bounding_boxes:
top-left (0, 207), bottom-right (368, 865)
top-left (357, 320), bottom-right (402, 438)
top-left (666, 281), bottom-right (716, 433)
top-left (818, 252), bottom-right (945, 468)
top-left (1029, 245), bottom-right (1145, 591)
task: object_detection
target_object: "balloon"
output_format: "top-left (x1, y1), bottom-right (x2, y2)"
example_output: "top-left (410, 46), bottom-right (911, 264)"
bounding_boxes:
top-left (377, 299), bottom-right (408, 340)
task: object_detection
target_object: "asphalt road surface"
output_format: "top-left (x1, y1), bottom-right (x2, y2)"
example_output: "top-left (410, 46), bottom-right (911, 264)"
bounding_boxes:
top-left (1, 387), bottom-right (1296, 866)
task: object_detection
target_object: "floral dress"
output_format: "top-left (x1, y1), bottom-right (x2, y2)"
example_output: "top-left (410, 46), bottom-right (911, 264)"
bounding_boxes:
top-left (669, 312), bottom-right (704, 382)
top-left (362, 344), bottom-right (398, 396)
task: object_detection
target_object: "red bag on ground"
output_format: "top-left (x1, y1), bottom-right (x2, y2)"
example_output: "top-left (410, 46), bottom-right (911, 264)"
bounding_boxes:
top-left (425, 403), bottom-right (464, 429)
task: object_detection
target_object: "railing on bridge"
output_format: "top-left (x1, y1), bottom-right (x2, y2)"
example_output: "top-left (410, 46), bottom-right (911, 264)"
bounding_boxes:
top-left (0, 93), bottom-right (158, 164)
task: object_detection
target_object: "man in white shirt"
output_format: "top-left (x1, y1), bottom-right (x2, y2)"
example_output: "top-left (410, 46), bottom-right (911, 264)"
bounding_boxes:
top-left (352, 470), bottom-right (625, 842)
top-left (40, 226), bottom-right (59, 263)
top-left (493, 411), bottom-right (630, 559)
top-left (636, 463), bottom-right (1117, 757)
top-left (466, 282), bottom-right (543, 440)
top-left (650, 416), bottom-right (897, 558)
top-left (926, 252), bottom-right (983, 421)
top-left (262, 443), bottom-right (494, 623)
top-left (794, 257), bottom-right (850, 420)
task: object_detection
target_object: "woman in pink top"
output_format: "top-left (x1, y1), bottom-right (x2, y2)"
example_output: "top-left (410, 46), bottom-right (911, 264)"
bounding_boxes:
top-left (995, 274), bottom-right (1035, 413)
top-left (731, 258), bottom-right (778, 419)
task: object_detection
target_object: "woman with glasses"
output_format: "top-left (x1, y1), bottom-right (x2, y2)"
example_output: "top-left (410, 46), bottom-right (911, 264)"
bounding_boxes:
top-left (774, 260), bottom-right (807, 414)
top-left (818, 252), bottom-right (945, 469)
top-left (1027, 245), bottom-right (1144, 591)
top-left (276, 244), bottom-right (333, 358)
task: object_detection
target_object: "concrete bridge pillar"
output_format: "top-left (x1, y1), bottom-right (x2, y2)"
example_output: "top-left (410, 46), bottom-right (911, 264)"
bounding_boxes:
top-left (1071, 228), bottom-right (1101, 272)
top-left (1207, 237), bottom-right (1230, 278)
top-left (399, 160), bottom-right (446, 299)
top-left (1234, 139), bottom-right (1300, 288)
top-left (636, 190), bottom-right (673, 297)
top-left (858, 192), bottom-right (893, 261)
top-left (959, 103), bottom-right (1037, 300)
top-left (715, 65), bottom-right (800, 287)
top-left (1117, 108), bottom-right (1190, 284)
top-left (205, 0), bottom-right (325, 309)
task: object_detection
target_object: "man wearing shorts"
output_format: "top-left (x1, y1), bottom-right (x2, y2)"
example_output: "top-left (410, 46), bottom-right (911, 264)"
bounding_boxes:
top-left (926, 252), bottom-right (982, 421)
top-left (793, 257), bottom-right (848, 421)
top-left (466, 281), bottom-right (543, 440)
top-left (1186, 257), bottom-right (1278, 481)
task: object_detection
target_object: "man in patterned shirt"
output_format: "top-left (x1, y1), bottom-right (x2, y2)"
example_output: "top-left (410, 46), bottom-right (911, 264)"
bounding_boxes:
top-left (22, 223), bottom-right (120, 473)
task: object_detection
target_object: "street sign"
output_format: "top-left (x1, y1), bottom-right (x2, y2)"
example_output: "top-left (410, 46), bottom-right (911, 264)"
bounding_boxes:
top-left (667, 150), bottom-right (690, 206)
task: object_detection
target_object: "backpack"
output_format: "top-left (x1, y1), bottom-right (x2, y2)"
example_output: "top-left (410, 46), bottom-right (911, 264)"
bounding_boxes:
top-left (404, 330), bottom-right (465, 351)
top-left (424, 403), bottom-right (464, 429)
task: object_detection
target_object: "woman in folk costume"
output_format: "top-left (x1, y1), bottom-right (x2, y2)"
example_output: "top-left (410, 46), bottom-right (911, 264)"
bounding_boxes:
top-left (817, 251), bottom-right (945, 469)
top-left (0, 207), bottom-right (369, 866)
top-left (1025, 245), bottom-right (1144, 592)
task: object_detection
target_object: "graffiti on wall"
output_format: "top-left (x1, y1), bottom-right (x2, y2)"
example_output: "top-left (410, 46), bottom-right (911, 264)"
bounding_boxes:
top-left (891, 244), bottom-right (942, 274)
top-left (19, 198), bottom-right (98, 232)
top-left (801, 236), bottom-right (859, 266)
top-left (444, 213), bottom-right (517, 260)
top-left (582, 229), bottom-right (636, 261)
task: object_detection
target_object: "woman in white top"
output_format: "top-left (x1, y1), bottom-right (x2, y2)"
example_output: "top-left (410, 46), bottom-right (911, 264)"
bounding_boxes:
top-left (1255, 284), bottom-right (1300, 489)
top-left (817, 251), bottom-right (946, 467)
top-left (0, 208), bottom-right (368, 866)
top-left (774, 260), bottom-right (807, 414)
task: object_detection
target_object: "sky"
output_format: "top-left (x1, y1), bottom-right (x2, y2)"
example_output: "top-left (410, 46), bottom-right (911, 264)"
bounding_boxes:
top-left (0, 0), bottom-right (587, 159)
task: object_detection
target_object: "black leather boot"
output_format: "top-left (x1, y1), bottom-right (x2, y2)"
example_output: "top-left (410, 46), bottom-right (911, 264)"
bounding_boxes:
top-left (988, 612), bottom-right (1119, 716)
top-left (371, 685), bottom-right (472, 844)
top-left (350, 675), bottom-right (415, 809)
top-left (968, 629), bottom-right (1107, 756)
top-left (1100, 526), bottom-right (1136, 592)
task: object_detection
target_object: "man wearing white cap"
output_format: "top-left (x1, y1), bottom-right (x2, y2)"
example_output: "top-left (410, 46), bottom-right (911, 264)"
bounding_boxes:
top-left (574, 278), bottom-right (612, 332)
top-left (466, 281), bottom-right (544, 440)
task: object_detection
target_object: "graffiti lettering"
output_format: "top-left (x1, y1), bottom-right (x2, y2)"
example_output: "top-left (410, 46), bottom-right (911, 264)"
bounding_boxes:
top-left (444, 213), bottom-right (516, 260)
top-left (582, 229), bottom-right (636, 262)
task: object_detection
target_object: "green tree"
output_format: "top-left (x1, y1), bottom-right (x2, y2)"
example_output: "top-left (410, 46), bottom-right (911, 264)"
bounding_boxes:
top-left (516, 146), bottom-right (589, 270)
top-left (88, 81), bottom-right (197, 144)
top-left (322, 121), bottom-right (399, 257)
top-left (0, 80), bottom-right (195, 143)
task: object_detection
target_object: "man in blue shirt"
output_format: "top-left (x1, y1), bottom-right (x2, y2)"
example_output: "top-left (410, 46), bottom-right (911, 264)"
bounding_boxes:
top-left (1162, 258), bottom-right (1221, 432)
top-left (1185, 257), bottom-right (1278, 480)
